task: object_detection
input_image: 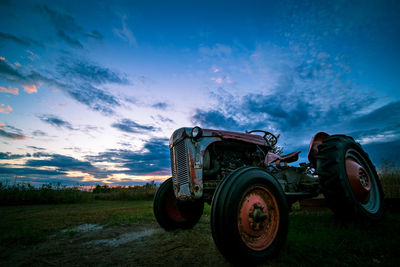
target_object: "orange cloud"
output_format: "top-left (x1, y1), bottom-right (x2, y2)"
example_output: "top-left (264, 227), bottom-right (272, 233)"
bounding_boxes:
top-left (24, 85), bottom-right (37, 94)
top-left (0, 104), bottom-right (12, 114)
top-left (211, 77), bottom-right (223, 84)
top-left (0, 122), bottom-right (4, 127)
top-left (0, 86), bottom-right (19, 95)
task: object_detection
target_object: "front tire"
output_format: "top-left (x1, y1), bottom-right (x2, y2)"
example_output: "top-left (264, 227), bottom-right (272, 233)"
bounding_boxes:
top-left (153, 178), bottom-right (204, 230)
top-left (211, 167), bottom-right (289, 264)
top-left (316, 135), bottom-right (384, 221)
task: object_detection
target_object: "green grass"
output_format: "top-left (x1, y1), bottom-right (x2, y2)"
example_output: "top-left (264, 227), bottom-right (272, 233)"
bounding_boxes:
top-left (0, 200), bottom-right (154, 245)
top-left (0, 200), bottom-right (399, 266)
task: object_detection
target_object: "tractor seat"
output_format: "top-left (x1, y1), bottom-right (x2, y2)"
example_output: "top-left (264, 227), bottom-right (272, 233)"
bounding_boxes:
top-left (265, 151), bottom-right (301, 168)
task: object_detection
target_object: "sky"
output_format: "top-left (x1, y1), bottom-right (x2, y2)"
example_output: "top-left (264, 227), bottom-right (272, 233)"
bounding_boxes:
top-left (0, 0), bottom-right (399, 186)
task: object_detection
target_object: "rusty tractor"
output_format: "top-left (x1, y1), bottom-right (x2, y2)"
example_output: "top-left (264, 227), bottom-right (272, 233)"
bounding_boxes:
top-left (153, 127), bottom-right (384, 264)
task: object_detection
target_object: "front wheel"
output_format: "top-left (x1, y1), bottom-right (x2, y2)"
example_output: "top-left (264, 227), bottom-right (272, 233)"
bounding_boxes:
top-left (153, 178), bottom-right (204, 230)
top-left (211, 167), bottom-right (289, 264)
top-left (316, 135), bottom-right (384, 221)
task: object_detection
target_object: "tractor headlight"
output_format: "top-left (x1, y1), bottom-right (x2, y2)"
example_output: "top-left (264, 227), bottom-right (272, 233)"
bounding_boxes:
top-left (191, 126), bottom-right (203, 139)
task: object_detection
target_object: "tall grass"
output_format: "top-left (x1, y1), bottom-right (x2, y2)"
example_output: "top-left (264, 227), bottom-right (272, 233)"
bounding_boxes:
top-left (0, 181), bottom-right (159, 205)
top-left (92, 182), bottom-right (157, 201)
top-left (0, 182), bottom-right (92, 205)
top-left (378, 162), bottom-right (400, 199)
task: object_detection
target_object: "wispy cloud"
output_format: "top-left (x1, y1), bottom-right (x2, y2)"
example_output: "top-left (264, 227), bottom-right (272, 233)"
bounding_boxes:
top-left (0, 152), bottom-right (30, 159)
top-left (37, 114), bottom-right (74, 130)
top-left (0, 86), bottom-right (18, 95)
top-left (67, 83), bottom-right (120, 115)
top-left (39, 5), bottom-right (84, 48)
top-left (57, 60), bottom-right (129, 85)
top-left (32, 130), bottom-right (47, 137)
top-left (0, 124), bottom-right (25, 140)
top-left (113, 15), bottom-right (137, 46)
top-left (86, 30), bottom-right (104, 40)
top-left (26, 153), bottom-right (105, 178)
top-left (0, 104), bottom-right (12, 114)
top-left (87, 138), bottom-right (170, 175)
top-left (151, 102), bottom-right (168, 110)
top-left (0, 32), bottom-right (42, 47)
top-left (111, 119), bottom-right (155, 133)
top-left (56, 30), bottom-right (83, 48)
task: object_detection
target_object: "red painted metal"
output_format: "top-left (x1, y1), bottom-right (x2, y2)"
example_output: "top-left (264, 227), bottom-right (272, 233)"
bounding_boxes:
top-left (265, 151), bottom-right (301, 168)
top-left (345, 158), bottom-right (371, 204)
top-left (237, 185), bottom-right (280, 251)
top-left (202, 129), bottom-right (270, 147)
top-left (308, 132), bottom-right (330, 168)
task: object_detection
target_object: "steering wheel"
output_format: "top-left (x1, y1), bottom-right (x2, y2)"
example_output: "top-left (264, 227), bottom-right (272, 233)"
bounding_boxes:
top-left (246, 130), bottom-right (279, 147)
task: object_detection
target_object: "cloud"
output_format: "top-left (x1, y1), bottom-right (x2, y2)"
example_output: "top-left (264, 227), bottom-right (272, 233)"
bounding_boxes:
top-left (0, 166), bottom-right (63, 176)
top-left (363, 139), bottom-right (400, 165)
top-left (151, 102), bottom-right (168, 110)
top-left (0, 56), bottom-right (53, 89)
top-left (192, 56), bottom-right (376, 135)
top-left (25, 154), bottom-right (105, 178)
top-left (113, 15), bottom-right (137, 46)
top-left (57, 60), bottom-right (129, 85)
top-left (0, 31), bottom-right (30, 46)
top-left (0, 124), bottom-right (26, 140)
top-left (0, 86), bottom-right (19, 95)
top-left (1, 56), bottom-right (123, 116)
top-left (37, 114), bottom-right (74, 130)
top-left (23, 85), bottom-right (37, 93)
top-left (86, 30), bottom-right (103, 40)
top-left (56, 30), bottom-right (83, 48)
top-left (111, 119), bottom-right (155, 133)
top-left (0, 152), bottom-right (30, 159)
top-left (192, 109), bottom-right (241, 130)
top-left (27, 146), bottom-right (45, 151)
top-left (32, 130), bottom-right (47, 137)
top-left (0, 32), bottom-right (43, 47)
top-left (67, 83), bottom-right (120, 115)
top-left (87, 138), bottom-right (170, 175)
top-left (39, 5), bottom-right (84, 48)
top-left (351, 101), bottom-right (400, 128)
top-left (0, 104), bottom-right (12, 114)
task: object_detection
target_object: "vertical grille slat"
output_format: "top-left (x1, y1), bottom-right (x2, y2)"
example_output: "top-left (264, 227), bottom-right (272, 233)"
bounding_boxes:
top-left (170, 140), bottom-right (190, 188)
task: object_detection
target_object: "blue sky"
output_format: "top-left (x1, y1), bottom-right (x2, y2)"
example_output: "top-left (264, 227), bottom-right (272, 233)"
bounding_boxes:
top-left (1, 0), bottom-right (399, 186)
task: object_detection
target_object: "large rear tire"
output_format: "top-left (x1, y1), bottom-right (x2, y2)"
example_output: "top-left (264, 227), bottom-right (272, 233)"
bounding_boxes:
top-left (153, 178), bottom-right (204, 230)
top-left (211, 167), bottom-right (289, 264)
top-left (316, 135), bottom-right (384, 221)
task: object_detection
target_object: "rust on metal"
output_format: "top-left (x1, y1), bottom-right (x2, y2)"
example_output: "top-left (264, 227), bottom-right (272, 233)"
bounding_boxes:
top-left (237, 185), bottom-right (280, 251)
top-left (345, 158), bottom-right (371, 203)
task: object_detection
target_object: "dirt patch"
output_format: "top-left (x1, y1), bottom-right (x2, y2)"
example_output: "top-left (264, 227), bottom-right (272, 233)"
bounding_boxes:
top-left (1, 220), bottom-right (229, 267)
top-left (85, 228), bottom-right (159, 247)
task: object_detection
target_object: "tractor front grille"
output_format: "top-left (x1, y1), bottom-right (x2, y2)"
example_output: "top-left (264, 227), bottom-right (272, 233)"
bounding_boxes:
top-left (170, 139), bottom-right (190, 188)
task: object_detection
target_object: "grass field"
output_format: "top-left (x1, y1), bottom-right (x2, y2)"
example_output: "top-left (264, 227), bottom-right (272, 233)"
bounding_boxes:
top-left (1, 200), bottom-right (399, 266)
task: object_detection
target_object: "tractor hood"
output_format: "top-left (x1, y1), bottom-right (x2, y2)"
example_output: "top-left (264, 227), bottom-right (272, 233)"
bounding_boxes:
top-left (169, 127), bottom-right (270, 148)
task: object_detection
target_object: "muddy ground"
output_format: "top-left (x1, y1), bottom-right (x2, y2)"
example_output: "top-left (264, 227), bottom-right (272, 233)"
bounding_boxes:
top-left (2, 219), bottom-right (230, 266)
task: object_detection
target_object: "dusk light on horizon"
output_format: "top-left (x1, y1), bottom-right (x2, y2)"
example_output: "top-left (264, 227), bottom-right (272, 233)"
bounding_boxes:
top-left (1, 0), bottom-right (399, 186)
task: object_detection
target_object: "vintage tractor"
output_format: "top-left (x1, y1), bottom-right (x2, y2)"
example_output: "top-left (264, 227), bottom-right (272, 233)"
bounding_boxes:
top-left (153, 127), bottom-right (384, 264)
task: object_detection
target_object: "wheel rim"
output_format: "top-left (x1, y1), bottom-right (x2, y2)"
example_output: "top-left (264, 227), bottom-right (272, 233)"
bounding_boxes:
top-left (345, 158), bottom-right (371, 203)
top-left (237, 185), bottom-right (280, 251)
top-left (345, 149), bottom-right (381, 213)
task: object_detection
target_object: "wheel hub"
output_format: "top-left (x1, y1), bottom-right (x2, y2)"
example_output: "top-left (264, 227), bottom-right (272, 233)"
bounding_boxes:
top-left (238, 186), bottom-right (280, 251)
top-left (345, 158), bottom-right (371, 204)
top-left (249, 203), bottom-right (268, 230)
